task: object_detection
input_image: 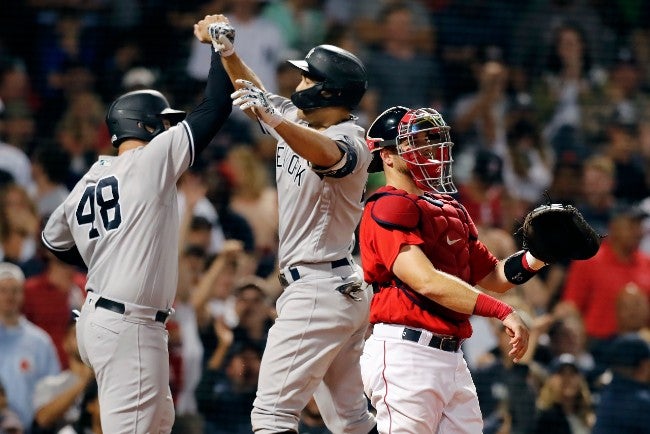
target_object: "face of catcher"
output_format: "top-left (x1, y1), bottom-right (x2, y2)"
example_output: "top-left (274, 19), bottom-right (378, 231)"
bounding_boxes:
top-left (396, 109), bottom-right (456, 194)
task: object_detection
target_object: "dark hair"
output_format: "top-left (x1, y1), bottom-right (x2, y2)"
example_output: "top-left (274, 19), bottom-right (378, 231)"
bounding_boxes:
top-left (190, 216), bottom-right (212, 231)
top-left (183, 244), bottom-right (207, 259)
top-left (32, 146), bottom-right (71, 184)
top-left (546, 21), bottom-right (593, 75)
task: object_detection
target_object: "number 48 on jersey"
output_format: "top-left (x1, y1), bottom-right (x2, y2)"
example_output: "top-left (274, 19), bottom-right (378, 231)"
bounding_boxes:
top-left (75, 175), bottom-right (122, 239)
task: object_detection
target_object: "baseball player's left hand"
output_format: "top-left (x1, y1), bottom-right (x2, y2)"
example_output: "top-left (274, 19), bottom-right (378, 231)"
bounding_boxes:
top-left (193, 15), bottom-right (235, 56)
top-left (502, 312), bottom-right (530, 363)
top-left (231, 79), bottom-right (283, 128)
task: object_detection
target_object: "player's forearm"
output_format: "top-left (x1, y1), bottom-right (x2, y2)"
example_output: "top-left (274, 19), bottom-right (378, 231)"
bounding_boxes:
top-left (221, 52), bottom-right (265, 91)
top-left (477, 265), bottom-right (513, 293)
top-left (479, 251), bottom-right (547, 293)
top-left (393, 245), bottom-right (480, 315)
top-left (274, 121), bottom-right (344, 168)
top-left (185, 51), bottom-right (234, 155)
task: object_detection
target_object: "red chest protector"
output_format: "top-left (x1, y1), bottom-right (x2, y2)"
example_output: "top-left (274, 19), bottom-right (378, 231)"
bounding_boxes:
top-left (366, 187), bottom-right (479, 323)
top-left (367, 188), bottom-right (478, 279)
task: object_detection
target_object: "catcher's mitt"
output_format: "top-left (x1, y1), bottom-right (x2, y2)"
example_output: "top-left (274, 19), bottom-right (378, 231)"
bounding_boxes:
top-left (521, 203), bottom-right (601, 264)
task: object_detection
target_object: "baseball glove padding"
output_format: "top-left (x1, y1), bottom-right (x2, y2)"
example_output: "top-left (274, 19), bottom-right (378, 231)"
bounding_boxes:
top-left (521, 203), bottom-right (601, 264)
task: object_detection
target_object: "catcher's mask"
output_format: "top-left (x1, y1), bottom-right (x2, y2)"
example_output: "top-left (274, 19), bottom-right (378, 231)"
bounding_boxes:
top-left (106, 89), bottom-right (186, 148)
top-left (287, 45), bottom-right (368, 110)
top-left (396, 108), bottom-right (456, 194)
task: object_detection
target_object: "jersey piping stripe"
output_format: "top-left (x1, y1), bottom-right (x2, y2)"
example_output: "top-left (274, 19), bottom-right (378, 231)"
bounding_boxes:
top-left (181, 120), bottom-right (195, 167)
top-left (41, 231), bottom-right (72, 252)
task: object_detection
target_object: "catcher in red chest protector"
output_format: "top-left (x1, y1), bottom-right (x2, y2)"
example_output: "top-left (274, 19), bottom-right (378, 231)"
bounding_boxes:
top-left (358, 106), bottom-right (600, 434)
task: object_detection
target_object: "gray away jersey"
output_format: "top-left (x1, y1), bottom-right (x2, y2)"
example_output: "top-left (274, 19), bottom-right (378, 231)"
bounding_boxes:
top-left (42, 122), bottom-right (195, 310)
top-left (268, 95), bottom-right (372, 268)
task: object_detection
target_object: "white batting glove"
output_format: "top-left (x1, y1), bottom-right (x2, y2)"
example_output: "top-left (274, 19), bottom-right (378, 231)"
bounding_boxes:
top-left (231, 79), bottom-right (283, 129)
top-left (208, 23), bottom-right (235, 56)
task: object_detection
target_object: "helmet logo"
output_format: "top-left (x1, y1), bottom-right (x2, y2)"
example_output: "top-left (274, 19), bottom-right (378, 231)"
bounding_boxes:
top-left (111, 134), bottom-right (118, 144)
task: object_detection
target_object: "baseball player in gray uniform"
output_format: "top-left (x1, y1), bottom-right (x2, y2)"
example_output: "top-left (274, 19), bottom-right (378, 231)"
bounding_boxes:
top-left (195, 15), bottom-right (377, 434)
top-left (40, 24), bottom-right (234, 433)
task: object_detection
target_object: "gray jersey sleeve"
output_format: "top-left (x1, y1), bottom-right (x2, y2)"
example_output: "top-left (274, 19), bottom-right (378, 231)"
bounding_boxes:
top-left (310, 122), bottom-right (368, 178)
top-left (264, 94), bottom-right (369, 178)
top-left (41, 200), bottom-right (75, 251)
top-left (139, 121), bottom-right (194, 193)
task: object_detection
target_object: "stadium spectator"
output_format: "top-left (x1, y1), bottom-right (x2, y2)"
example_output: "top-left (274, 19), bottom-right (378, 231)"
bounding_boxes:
top-left (472, 314), bottom-right (540, 434)
top-left (52, 90), bottom-right (107, 184)
top-left (171, 259), bottom-right (206, 434)
top-left (502, 119), bottom-right (554, 216)
top-left (457, 149), bottom-right (508, 230)
top-left (0, 184), bottom-right (42, 276)
top-left (532, 353), bottom-right (595, 434)
top-left (2, 101), bottom-right (37, 158)
top-left (230, 277), bottom-right (275, 348)
top-left (56, 380), bottom-right (102, 434)
top-left (575, 154), bottom-right (617, 236)
top-left (31, 322), bottom-right (94, 434)
top-left (178, 167), bottom-right (226, 256)
top-left (582, 46), bottom-right (650, 146)
top-left (532, 21), bottom-right (603, 158)
top-left (556, 202), bottom-right (650, 364)
top-left (616, 282), bottom-right (650, 341)
top-left (0, 262), bottom-right (60, 430)
top-left (30, 146), bottom-right (71, 219)
top-left (510, 0), bottom-right (614, 78)
top-left (262, 0), bottom-right (326, 55)
top-left (364, 1), bottom-right (444, 113)
top-left (224, 146), bottom-right (278, 277)
top-left (452, 49), bottom-right (511, 161)
top-left (195, 339), bottom-right (262, 434)
top-left (0, 78), bottom-right (34, 190)
top-left (603, 107), bottom-right (650, 202)
top-left (352, 0), bottom-right (434, 54)
top-left (186, 0), bottom-right (286, 95)
top-left (592, 333), bottom-right (650, 434)
top-left (22, 252), bottom-right (86, 369)
top-left (0, 380), bottom-right (24, 434)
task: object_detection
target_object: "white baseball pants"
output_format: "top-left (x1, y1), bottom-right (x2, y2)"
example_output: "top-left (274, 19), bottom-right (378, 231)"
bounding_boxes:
top-left (361, 324), bottom-right (483, 434)
top-left (251, 263), bottom-right (376, 434)
top-left (76, 291), bottom-right (175, 434)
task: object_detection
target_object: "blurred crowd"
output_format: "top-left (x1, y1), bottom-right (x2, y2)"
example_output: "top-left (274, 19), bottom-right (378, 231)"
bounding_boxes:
top-left (0, 0), bottom-right (650, 433)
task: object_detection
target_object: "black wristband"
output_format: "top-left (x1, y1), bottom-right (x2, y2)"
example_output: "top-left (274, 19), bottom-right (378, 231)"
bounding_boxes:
top-left (504, 250), bottom-right (538, 285)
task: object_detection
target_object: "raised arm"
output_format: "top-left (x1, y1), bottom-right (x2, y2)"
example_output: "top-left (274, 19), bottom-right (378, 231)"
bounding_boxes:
top-left (184, 17), bottom-right (236, 156)
top-left (193, 15), bottom-right (264, 91)
top-left (194, 16), bottom-right (357, 168)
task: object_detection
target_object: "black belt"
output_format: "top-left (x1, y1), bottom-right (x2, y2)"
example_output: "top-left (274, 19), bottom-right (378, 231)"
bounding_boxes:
top-left (94, 297), bottom-right (169, 323)
top-left (401, 327), bottom-right (462, 352)
top-left (279, 258), bottom-right (352, 287)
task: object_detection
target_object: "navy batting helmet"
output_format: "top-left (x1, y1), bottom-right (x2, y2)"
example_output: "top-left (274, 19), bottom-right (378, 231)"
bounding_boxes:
top-left (106, 89), bottom-right (186, 148)
top-left (365, 106), bottom-right (410, 173)
top-left (288, 45), bottom-right (368, 110)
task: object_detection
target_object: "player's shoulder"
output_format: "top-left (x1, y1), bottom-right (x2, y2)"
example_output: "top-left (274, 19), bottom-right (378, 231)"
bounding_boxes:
top-left (327, 121), bottom-right (368, 156)
top-left (367, 187), bottom-right (421, 230)
top-left (327, 119), bottom-right (365, 138)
